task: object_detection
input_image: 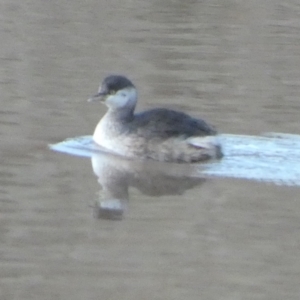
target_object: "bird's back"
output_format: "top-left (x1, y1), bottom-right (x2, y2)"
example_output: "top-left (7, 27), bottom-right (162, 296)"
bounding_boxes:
top-left (126, 108), bottom-right (217, 140)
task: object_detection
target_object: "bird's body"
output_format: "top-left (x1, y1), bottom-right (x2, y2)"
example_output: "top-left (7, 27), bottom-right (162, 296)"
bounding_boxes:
top-left (89, 75), bottom-right (222, 163)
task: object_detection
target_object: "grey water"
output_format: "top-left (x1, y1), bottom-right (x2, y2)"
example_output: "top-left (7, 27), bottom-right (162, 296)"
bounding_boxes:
top-left (2, 1), bottom-right (300, 299)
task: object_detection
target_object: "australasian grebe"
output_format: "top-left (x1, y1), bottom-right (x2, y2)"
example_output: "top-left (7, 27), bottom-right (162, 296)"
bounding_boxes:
top-left (88, 75), bottom-right (222, 163)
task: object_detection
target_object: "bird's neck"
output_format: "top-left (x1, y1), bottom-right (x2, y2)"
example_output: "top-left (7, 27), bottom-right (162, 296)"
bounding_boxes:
top-left (106, 107), bottom-right (135, 124)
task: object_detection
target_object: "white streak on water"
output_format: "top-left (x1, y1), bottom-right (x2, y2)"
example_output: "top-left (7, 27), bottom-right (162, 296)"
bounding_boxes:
top-left (50, 133), bottom-right (300, 186)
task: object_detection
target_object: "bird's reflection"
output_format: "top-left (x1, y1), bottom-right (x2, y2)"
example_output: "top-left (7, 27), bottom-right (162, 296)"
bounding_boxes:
top-left (51, 133), bottom-right (300, 219)
top-left (90, 152), bottom-right (206, 220)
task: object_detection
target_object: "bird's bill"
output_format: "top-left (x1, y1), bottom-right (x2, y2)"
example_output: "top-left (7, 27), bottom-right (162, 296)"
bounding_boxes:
top-left (87, 92), bottom-right (106, 102)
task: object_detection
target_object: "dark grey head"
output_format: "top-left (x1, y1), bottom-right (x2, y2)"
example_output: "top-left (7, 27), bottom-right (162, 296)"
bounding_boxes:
top-left (88, 75), bottom-right (138, 111)
top-left (98, 75), bottom-right (135, 95)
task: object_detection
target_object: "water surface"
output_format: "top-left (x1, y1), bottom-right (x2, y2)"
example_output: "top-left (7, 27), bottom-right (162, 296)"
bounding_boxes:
top-left (1, 1), bottom-right (300, 299)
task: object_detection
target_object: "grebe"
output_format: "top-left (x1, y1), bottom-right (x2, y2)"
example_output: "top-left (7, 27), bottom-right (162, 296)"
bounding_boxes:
top-left (88, 75), bottom-right (222, 163)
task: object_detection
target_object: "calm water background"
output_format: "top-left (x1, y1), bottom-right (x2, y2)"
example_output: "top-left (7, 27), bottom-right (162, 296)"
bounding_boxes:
top-left (1, 1), bottom-right (300, 299)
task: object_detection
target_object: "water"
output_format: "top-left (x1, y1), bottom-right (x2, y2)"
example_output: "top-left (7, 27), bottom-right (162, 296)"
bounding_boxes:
top-left (1, 1), bottom-right (300, 299)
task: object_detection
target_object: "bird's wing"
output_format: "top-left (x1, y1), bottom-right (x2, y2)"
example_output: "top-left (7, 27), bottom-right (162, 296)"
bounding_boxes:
top-left (129, 108), bottom-right (217, 139)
